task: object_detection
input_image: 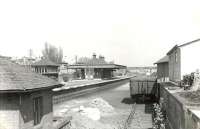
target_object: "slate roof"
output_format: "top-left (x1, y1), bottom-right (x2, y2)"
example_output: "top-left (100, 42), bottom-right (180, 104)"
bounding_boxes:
top-left (32, 58), bottom-right (59, 67)
top-left (0, 58), bottom-right (62, 92)
top-left (154, 56), bottom-right (169, 64)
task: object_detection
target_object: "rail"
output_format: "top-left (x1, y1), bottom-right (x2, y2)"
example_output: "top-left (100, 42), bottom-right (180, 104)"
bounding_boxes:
top-left (123, 103), bottom-right (136, 129)
top-left (53, 116), bottom-right (72, 129)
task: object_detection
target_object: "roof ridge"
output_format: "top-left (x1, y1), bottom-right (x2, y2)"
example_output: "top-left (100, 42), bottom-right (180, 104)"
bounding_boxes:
top-left (32, 58), bottom-right (59, 66)
top-left (179, 38), bottom-right (200, 47)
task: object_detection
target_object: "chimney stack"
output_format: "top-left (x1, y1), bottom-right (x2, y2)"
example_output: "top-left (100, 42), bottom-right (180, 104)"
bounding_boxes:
top-left (92, 53), bottom-right (97, 59)
top-left (99, 55), bottom-right (105, 61)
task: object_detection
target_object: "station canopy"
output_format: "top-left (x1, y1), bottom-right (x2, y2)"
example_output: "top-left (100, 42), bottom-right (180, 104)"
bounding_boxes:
top-left (68, 56), bottom-right (126, 69)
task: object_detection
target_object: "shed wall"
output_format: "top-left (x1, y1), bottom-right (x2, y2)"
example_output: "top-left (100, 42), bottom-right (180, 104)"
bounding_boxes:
top-left (157, 62), bottom-right (169, 82)
top-left (0, 94), bottom-right (20, 129)
top-left (168, 48), bottom-right (181, 82)
top-left (19, 90), bottom-right (53, 129)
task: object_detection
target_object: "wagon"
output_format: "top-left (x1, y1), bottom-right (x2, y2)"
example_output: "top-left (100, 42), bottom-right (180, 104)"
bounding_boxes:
top-left (130, 77), bottom-right (159, 102)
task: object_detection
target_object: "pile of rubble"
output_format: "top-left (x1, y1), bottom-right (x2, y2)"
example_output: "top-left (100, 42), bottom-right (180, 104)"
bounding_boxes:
top-left (69, 98), bottom-right (116, 129)
top-left (70, 113), bottom-right (116, 129)
top-left (88, 98), bottom-right (115, 115)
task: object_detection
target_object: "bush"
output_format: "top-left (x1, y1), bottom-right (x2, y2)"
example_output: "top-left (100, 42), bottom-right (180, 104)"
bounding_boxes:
top-left (153, 103), bottom-right (166, 129)
top-left (181, 73), bottom-right (194, 89)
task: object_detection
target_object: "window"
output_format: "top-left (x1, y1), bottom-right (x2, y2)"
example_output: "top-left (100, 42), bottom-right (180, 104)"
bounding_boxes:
top-left (175, 52), bottom-right (178, 62)
top-left (33, 97), bottom-right (43, 125)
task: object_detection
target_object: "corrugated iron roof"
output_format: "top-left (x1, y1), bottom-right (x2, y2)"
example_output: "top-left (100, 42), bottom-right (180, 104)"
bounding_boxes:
top-left (0, 58), bottom-right (62, 92)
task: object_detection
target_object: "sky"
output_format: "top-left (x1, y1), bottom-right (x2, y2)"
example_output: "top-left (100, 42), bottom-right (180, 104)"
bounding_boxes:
top-left (0, 0), bottom-right (200, 67)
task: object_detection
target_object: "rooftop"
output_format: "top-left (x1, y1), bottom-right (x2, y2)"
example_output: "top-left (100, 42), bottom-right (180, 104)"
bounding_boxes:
top-left (0, 58), bottom-right (62, 92)
top-left (167, 38), bottom-right (200, 55)
top-left (69, 54), bottom-right (126, 69)
top-left (154, 56), bottom-right (169, 64)
top-left (32, 58), bottom-right (59, 67)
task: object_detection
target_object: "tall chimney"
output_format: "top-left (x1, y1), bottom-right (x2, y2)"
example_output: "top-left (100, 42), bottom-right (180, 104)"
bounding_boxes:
top-left (92, 53), bottom-right (96, 59)
top-left (99, 55), bottom-right (105, 61)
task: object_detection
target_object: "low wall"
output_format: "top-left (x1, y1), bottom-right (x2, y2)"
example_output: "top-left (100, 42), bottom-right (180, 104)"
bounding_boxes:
top-left (53, 77), bottom-right (131, 104)
top-left (160, 83), bottom-right (200, 129)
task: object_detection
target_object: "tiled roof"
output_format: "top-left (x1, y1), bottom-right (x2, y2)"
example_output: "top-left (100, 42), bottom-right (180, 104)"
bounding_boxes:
top-left (154, 56), bottom-right (169, 64)
top-left (32, 58), bottom-right (59, 67)
top-left (0, 58), bottom-right (62, 92)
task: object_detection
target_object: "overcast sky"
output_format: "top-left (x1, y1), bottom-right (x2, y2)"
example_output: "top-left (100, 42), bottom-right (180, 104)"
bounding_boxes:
top-left (0, 0), bottom-right (200, 67)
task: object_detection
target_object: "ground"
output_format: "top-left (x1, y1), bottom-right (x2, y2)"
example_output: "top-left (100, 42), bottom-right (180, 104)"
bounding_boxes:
top-left (53, 81), bottom-right (153, 129)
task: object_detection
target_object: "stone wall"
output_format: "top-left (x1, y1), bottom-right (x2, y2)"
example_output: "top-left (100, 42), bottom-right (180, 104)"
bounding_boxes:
top-left (160, 84), bottom-right (200, 129)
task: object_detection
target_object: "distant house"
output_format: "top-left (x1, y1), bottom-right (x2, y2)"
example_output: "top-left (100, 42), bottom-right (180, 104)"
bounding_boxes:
top-left (68, 54), bottom-right (126, 79)
top-left (0, 57), bottom-right (62, 129)
top-left (14, 57), bottom-right (36, 66)
top-left (167, 39), bottom-right (200, 83)
top-left (31, 58), bottom-right (59, 80)
top-left (154, 56), bottom-right (169, 82)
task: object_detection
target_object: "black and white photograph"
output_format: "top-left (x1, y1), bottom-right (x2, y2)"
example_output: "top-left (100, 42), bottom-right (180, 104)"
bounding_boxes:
top-left (0, 0), bottom-right (200, 129)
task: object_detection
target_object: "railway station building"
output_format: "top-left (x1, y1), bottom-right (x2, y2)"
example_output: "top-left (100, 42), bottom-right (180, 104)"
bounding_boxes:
top-left (31, 58), bottom-right (59, 80)
top-left (68, 54), bottom-right (126, 79)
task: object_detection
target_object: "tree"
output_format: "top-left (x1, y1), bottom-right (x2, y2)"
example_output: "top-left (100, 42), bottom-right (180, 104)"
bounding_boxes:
top-left (42, 42), bottom-right (63, 63)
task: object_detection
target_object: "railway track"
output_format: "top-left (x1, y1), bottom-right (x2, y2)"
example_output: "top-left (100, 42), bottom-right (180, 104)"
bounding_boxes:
top-left (122, 103), bottom-right (153, 129)
top-left (123, 103), bottom-right (137, 129)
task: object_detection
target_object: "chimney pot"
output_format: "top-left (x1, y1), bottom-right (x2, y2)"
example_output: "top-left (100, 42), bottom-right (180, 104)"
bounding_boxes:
top-left (92, 53), bottom-right (96, 59)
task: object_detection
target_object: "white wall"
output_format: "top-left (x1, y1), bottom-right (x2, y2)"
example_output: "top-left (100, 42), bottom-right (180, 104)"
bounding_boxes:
top-left (181, 42), bottom-right (200, 79)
